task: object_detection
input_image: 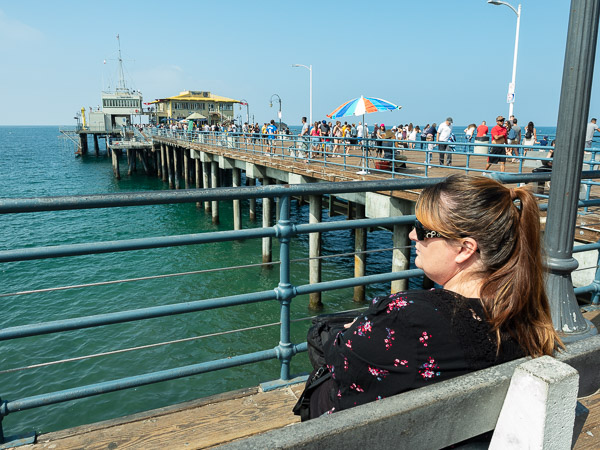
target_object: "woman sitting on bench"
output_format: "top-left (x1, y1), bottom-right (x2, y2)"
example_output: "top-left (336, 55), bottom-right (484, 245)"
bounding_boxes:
top-left (306, 174), bottom-right (563, 419)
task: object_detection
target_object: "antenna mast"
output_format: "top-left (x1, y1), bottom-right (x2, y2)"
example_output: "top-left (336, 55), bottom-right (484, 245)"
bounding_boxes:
top-left (116, 34), bottom-right (127, 92)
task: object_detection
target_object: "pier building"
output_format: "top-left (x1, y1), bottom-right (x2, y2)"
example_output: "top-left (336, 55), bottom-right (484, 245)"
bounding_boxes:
top-left (149, 91), bottom-right (240, 125)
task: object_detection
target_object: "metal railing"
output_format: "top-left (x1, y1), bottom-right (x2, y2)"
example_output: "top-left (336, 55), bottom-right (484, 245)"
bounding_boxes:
top-left (147, 127), bottom-right (600, 176)
top-left (2, 175), bottom-right (600, 444)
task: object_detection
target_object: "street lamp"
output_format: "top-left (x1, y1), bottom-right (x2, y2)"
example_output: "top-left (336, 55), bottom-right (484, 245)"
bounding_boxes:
top-left (488, 0), bottom-right (521, 118)
top-left (239, 99), bottom-right (250, 124)
top-left (292, 64), bottom-right (312, 125)
top-left (269, 94), bottom-right (282, 134)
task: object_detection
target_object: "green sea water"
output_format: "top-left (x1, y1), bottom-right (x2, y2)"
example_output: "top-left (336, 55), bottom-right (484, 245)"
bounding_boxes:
top-left (0, 126), bottom-right (397, 436)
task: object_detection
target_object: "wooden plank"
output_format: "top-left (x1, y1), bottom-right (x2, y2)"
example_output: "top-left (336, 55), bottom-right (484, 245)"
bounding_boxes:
top-left (23, 384), bottom-right (304, 450)
top-left (575, 392), bottom-right (600, 449)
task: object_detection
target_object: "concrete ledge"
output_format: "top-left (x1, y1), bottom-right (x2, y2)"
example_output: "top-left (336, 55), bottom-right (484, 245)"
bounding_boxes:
top-left (220, 358), bottom-right (525, 449)
top-left (220, 335), bottom-right (600, 449)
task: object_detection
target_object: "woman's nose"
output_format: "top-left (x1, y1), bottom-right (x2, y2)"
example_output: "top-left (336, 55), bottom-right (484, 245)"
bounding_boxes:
top-left (408, 228), bottom-right (417, 242)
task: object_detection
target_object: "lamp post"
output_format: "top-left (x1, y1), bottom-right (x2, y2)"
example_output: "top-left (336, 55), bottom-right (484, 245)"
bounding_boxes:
top-left (488, 0), bottom-right (521, 118)
top-left (292, 64), bottom-right (312, 125)
top-left (239, 99), bottom-right (250, 124)
top-left (270, 94), bottom-right (282, 134)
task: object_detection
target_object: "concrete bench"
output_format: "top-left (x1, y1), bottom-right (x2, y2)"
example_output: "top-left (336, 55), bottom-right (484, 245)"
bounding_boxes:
top-left (220, 335), bottom-right (600, 449)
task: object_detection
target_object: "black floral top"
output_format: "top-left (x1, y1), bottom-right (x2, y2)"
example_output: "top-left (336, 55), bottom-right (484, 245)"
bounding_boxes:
top-left (322, 289), bottom-right (524, 414)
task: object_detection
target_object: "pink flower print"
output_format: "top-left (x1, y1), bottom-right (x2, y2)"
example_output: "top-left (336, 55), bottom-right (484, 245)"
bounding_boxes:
top-left (418, 357), bottom-right (441, 380)
top-left (354, 319), bottom-right (373, 337)
top-left (384, 328), bottom-right (396, 350)
top-left (327, 364), bottom-right (336, 379)
top-left (419, 331), bottom-right (431, 347)
top-left (345, 339), bottom-right (353, 349)
top-left (394, 359), bottom-right (408, 367)
top-left (349, 383), bottom-right (364, 393)
top-left (337, 389), bottom-right (342, 398)
top-left (368, 366), bottom-right (390, 381)
top-left (343, 356), bottom-right (349, 371)
top-left (386, 297), bottom-right (410, 313)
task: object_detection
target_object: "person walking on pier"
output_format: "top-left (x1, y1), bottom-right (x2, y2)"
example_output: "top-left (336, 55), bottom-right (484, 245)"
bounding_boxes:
top-left (436, 117), bottom-right (453, 166)
top-left (266, 120), bottom-right (277, 155)
top-left (586, 118), bottom-right (599, 148)
top-left (298, 174), bottom-right (562, 420)
top-left (485, 116), bottom-right (508, 172)
top-left (299, 116), bottom-right (310, 157)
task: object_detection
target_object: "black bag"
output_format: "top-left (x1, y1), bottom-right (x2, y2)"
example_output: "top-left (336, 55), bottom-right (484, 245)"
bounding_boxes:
top-left (307, 312), bottom-right (358, 369)
top-left (525, 131), bottom-right (532, 139)
top-left (293, 312), bottom-right (359, 421)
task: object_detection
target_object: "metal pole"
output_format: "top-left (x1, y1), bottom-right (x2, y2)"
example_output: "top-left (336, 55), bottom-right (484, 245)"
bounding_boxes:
top-left (508, 4), bottom-right (521, 118)
top-left (544, 0), bottom-right (599, 341)
top-left (309, 65), bottom-right (313, 125)
top-left (275, 195), bottom-right (295, 380)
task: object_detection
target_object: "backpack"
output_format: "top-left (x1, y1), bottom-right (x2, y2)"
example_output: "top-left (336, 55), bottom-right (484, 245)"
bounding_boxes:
top-left (508, 128), bottom-right (517, 140)
top-left (525, 130), bottom-right (532, 139)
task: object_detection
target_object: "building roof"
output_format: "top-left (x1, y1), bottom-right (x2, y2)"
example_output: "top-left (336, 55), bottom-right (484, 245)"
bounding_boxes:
top-left (149, 91), bottom-right (239, 104)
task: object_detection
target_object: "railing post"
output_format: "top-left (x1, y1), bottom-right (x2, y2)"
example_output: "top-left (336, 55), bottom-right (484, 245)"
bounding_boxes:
top-left (274, 194), bottom-right (296, 380)
top-left (544, 0), bottom-right (599, 340)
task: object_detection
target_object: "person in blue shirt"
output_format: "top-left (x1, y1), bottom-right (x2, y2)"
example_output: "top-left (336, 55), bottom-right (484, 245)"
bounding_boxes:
top-left (540, 136), bottom-right (549, 146)
top-left (266, 120), bottom-right (277, 155)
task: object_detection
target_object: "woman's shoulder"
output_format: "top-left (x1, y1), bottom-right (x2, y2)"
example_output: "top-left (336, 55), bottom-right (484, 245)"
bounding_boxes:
top-left (368, 289), bottom-right (467, 314)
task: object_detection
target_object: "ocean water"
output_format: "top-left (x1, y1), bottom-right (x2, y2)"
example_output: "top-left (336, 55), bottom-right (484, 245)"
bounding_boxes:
top-left (0, 126), bottom-right (404, 435)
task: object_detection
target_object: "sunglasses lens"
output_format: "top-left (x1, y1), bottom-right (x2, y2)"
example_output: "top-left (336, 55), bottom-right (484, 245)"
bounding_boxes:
top-left (414, 220), bottom-right (425, 240)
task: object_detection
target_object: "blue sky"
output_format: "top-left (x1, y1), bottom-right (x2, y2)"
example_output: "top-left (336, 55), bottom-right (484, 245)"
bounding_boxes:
top-left (0, 0), bottom-right (598, 127)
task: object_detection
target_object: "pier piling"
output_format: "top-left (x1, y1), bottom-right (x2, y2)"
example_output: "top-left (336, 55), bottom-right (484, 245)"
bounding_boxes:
top-left (184, 150), bottom-right (190, 189)
top-left (173, 149), bottom-right (180, 189)
top-left (160, 143), bottom-right (167, 182)
top-left (202, 161), bottom-right (211, 211)
top-left (262, 178), bottom-right (272, 264)
top-left (248, 178), bottom-right (256, 221)
top-left (233, 168), bottom-right (242, 230)
top-left (211, 161), bottom-right (219, 224)
top-left (391, 224), bottom-right (410, 293)
top-left (354, 203), bottom-right (366, 303)
top-left (309, 194), bottom-right (322, 309)
top-left (111, 148), bottom-right (121, 180)
top-left (195, 159), bottom-right (202, 208)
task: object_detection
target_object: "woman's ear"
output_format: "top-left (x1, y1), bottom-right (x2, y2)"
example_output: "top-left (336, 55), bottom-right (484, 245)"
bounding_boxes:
top-left (455, 238), bottom-right (478, 264)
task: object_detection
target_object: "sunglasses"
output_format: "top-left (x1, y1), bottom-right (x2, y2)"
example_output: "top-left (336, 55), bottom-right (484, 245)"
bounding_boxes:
top-left (414, 219), bottom-right (445, 241)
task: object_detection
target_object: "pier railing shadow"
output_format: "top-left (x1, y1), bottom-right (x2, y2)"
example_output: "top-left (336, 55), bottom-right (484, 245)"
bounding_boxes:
top-left (2, 176), bottom-right (600, 445)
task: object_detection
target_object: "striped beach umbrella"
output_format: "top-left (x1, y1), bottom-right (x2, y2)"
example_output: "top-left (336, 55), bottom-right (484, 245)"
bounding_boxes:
top-left (326, 96), bottom-right (401, 119)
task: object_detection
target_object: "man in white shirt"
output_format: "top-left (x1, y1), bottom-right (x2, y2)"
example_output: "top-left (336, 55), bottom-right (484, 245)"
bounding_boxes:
top-left (436, 117), bottom-right (453, 165)
top-left (357, 121), bottom-right (364, 138)
top-left (299, 116), bottom-right (310, 155)
top-left (586, 118), bottom-right (599, 148)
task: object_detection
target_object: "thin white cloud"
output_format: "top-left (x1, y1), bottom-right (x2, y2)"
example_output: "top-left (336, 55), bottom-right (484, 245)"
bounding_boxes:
top-left (0, 9), bottom-right (43, 47)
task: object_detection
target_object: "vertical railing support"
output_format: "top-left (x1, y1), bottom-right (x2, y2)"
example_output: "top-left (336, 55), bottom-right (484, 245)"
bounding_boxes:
top-left (274, 195), bottom-right (296, 380)
top-left (544, 0), bottom-right (600, 340)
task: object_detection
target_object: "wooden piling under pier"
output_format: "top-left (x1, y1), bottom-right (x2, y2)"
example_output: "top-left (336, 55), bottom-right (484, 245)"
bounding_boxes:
top-left (309, 194), bottom-right (322, 309)
top-left (262, 177), bottom-right (272, 264)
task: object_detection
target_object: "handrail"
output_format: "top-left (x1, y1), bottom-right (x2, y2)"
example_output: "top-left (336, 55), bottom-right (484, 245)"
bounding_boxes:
top-left (2, 174), bottom-right (600, 444)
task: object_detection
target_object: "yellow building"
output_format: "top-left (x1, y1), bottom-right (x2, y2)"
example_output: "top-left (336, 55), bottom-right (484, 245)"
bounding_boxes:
top-left (150, 91), bottom-right (240, 125)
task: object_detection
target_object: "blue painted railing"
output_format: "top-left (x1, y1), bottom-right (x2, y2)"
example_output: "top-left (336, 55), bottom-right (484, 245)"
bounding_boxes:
top-left (2, 175), bottom-right (600, 444)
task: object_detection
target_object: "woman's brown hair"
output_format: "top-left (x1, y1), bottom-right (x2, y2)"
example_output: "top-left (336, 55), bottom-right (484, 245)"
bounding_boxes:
top-left (416, 174), bottom-right (562, 357)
